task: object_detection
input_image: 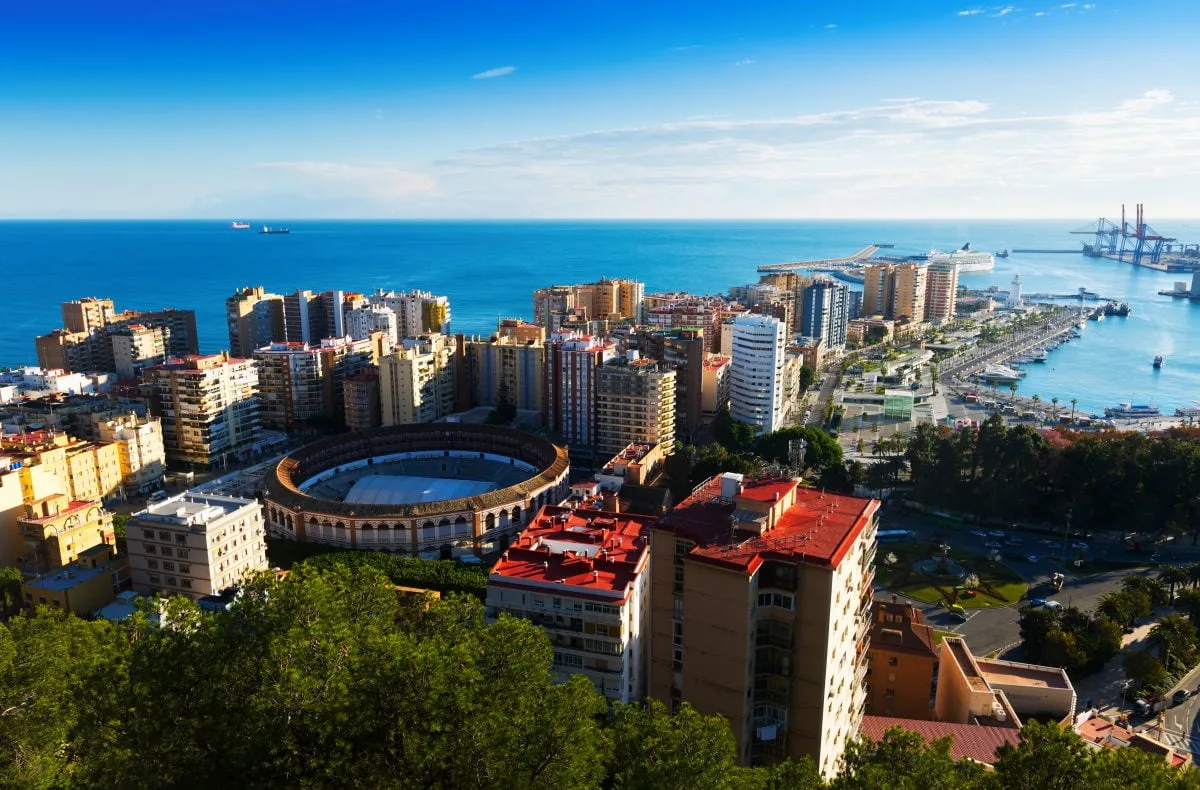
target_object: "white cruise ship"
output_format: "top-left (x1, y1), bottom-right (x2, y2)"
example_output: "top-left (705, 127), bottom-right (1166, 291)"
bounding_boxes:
top-left (927, 243), bottom-right (995, 273)
top-left (1104, 403), bottom-right (1161, 419)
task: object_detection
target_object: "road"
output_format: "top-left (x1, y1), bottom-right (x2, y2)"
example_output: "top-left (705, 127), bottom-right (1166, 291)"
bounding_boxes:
top-left (874, 506), bottom-right (1158, 657)
top-left (939, 308), bottom-right (1079, 380)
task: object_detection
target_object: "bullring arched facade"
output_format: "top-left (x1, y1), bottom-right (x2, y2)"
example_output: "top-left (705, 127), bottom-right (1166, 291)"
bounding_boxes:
top-left (262, 424), bottom-right (570, 557)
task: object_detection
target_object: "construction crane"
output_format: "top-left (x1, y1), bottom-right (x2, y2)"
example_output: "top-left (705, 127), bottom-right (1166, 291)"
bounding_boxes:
top-left (1071, 204), bottom-right (1176, 266)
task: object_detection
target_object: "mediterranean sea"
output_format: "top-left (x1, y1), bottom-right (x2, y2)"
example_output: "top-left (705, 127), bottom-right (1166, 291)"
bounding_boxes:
top-left (1, 219), bottom-right (1198, 417)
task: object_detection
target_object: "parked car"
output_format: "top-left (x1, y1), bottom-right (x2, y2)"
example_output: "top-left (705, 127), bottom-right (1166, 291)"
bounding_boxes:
top-left (1026, 554), bottom-right (1040, 563)
top-left (1044, 600), bottom-right (1064, 611)
top-left (987, 530), bottom-right (1005, 538)
top-left (1029, 598), bottom-right (1048, 607)
top-left (1173, 689), bottom-right (1192, 705)
top-left (984, 541), bottom-right (1002, 549)
top-left (1071, 541), bottom-right (1089, 550)
top-left (1047, 542), bottom-right (1063, 550)
top-left (1006, 537), bottom-right (1024, 546)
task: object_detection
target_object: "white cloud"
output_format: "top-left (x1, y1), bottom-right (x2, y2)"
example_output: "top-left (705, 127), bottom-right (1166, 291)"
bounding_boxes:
top-left (735, 59), bottom-right (756, 66)
top-left (1060, 3), bottom-right (1076, 7)
top-left (429, 90), bottom-right (1200, 218)
top-left (825, 23), bottom-right (838, 29)
top-left (671, 45), bottom-right (701, 51)
top-left (992, 6), bottom-right (1015, 17)
top-left (958, 9), bottom-right (985, 15)
top-left (472, 65), bottom-right (517, 80)
top-left (1034, 11), bottom-right (1045, 16)
top-left (257, 161), bottom-right (436, 202)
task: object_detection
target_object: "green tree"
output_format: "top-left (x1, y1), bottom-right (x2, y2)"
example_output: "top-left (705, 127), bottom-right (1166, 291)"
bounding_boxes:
top-left (1124, 649), bottom-right (1171, 693)
top-left (1147, 614), bottom-right (1199, 672)
top-left (0, 566), bottom-right (22, 619)
top-left (1174, 587), bottom-right (1200, 627)
top-left (833, 726), bottom-right (985, 789)
top-left (1123, 574), bottom-right (1170, 609)
top-left (608, 700), bottom-right (747, 790)
top-left (754, 427), bottom-right (843, 472)
top-left (991, 720), bottom-right (1096, 790)
top-left (487, 379), bottom-right (518, 425)
top-left (713, 408), bottom-right (757, 450)
top-left (798, 365), bottom-right (817, 392)
top-left (1160, 565), bottom-right (1190, 602)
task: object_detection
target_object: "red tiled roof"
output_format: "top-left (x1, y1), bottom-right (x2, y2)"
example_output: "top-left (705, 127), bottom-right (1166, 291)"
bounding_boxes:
top-left (659, 475), bottom-right (878, 572)
top-left (489, 506), bottom-right (654, 600)
top-left (860, 715), bottom-right (1020, 765)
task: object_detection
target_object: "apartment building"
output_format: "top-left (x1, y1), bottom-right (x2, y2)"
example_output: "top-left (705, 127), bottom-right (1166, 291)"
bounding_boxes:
top-left (93, 412), bottom-right (167, 495)
top-left (127, 491), bottom-right (268, 599)
top-left (866, 598), bottom-right (938, 720)
top-left (701, 354), bottom-right (731, 421)
top-left (379, 333), bottom-right (456, 425)
top-left (343, 371), bottom-right (381, 432)
top-left (861, 263), bottom-right (927, 323)
top-left (21, 544), bottom-right (129, 615)
top-left (545, 331), bottom-right (617, 447)
top-left (110, 323), bottom-right (170, 379)
top-left (650, 473), bottom-right (880, 774)
top-left (253, 336), bottom-right (376, 429)
top-left (924, 262), bottom-right (959, 324)
top-left (486, 504), bottom-right (655, 702)
top-left (141, 353), bottom-right (261, 468)
top-left (18, 493), bottom-right (115, 574)
top-left (534, 279), bottom-right (644, 328)
top-left (459, 331), bottom-right (546, 413)
top-left (635, 328), bottom-right (705, 438)
top-left (596, 442), bottom-right (666, 490)
top-left (729, 313), bottom-right (788, 434)
top-left (594, 355), bottom-right (676, 457)
top-left (225, 286), bottom-right (286, 358)
top-left (35, 299), bottom-right (199, 375)
top-left (367, 289), bottom-right (451, 338)
top-left (644, 296), bottom-right (729, 353)
top-left (0, 431), bottom-right (124, 504)
top-left (799, 278), bottom-right (850, 349)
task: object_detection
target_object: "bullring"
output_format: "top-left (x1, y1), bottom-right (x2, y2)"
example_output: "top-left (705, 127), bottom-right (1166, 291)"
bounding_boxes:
top-left (262, 424), bottom-right (570, 557)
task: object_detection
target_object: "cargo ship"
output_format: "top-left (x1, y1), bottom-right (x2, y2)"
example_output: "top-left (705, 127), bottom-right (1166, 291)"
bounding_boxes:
top-left (230, 221), bottom-right (251, 229)
top-left (259, 226), bottom-right (290, 235)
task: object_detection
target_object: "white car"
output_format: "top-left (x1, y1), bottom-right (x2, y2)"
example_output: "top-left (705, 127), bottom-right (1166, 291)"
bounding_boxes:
top-left (1044, 600), bottom-right (1064, 611)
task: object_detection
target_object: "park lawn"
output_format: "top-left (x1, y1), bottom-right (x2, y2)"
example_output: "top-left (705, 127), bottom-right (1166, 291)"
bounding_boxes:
top-left (876, 541), bottom-right (1028, 608)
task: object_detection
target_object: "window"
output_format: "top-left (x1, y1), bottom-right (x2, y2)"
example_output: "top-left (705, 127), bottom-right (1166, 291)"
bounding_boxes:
top-left (163, 562), bottom-right (175, 572)
top-left (553, 652), bottom-right (583, 668)
top-left (888, 657), bottom-right (898, 666)
top-left (144, 544), bottom-right (156, 555)
top-left (149, 575), bottom-right (161, 585)
top-left (175, 535), bottom-right (186, 545)
top-left (885, 689), bottom-right (896, 698)
top-left (38, 596), bottom-right (46, 604)
top-left (181, 580), bottom-right (192, 589)
top-left (158, 531), bottom-right (170, 540)
top-left (673, 648), bottom-right (683, 671)
top-left (757, 592), bottom-right (795, 611)
top-left (147, 560), bottom-right (159, 570)
top-left (160, 547), bottom-right (173, 558)
top-left (180, 564), bottom-right (191, 574)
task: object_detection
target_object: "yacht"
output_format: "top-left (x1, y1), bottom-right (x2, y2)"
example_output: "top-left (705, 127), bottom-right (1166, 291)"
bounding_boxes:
top-left (1153, 355), bottom-right (1163, 369)
top-left (979, 365), bottom-right (1025, 384)
top-left (927, 243), bottom-right (995, 273)
top-left (1176, 404), bottom-right (1200, 417)
top-left (230, 220), bottom-right (251, 229)
top-left (1104, 403), bottom-right (1161, 419)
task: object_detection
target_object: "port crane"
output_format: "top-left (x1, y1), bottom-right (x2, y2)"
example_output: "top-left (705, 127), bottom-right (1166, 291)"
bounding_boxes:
top-left (1071, 204), bottom-right (1176, 267)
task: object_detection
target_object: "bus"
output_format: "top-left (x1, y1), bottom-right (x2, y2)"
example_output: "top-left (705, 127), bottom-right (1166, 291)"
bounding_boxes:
top-left (877, 529), bottom-right (916, 544)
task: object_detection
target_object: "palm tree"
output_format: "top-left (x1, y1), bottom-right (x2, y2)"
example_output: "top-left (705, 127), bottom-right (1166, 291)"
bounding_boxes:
top-left (1187, 563), bottom-right (1200, 590)
top-left (1051, 396), bottom-right (1059, 419)
top-left (1069, 398), bottom-right (1078, 422)
top-left (1009, 382), bottom-right (1019, 403)
top-left (1175, 588), bottom-right (1200, 626)
top-left (1099, 591), bottom-right (1135, 627)
top-left (1123, 574), bottom-right (1170, 609)
top-left (1147, 614), bottom-right (1199, 669)
top-left (1160, 565), bottom-right (1191, 602)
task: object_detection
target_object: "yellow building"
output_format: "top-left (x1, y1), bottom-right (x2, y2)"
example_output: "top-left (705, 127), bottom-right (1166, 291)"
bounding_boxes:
top-left (0, 431), bottom-right (124, 504)
top-left (94, 412), bottom-right (167, 494)
top-left (19, 493), bottom-right (114, 574)
top-left (21, 544), bottom-right (129, 615)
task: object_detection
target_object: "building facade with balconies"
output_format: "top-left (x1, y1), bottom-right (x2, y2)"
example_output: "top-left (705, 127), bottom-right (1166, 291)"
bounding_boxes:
top-left (486, 504), bottom-right (655, 702)
top-left (650, 473), bottom-right (879, 775)
top-left (594, 356), bottom-right (676, 457)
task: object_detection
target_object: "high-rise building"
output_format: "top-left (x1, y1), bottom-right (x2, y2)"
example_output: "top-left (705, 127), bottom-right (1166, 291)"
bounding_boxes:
top-left (634, 328), bottom-right (705, 438)
top-left (924, 263), bottom-right (959, 324)
top-left (379, 334), bottom-right (457, 425)
top-left (94, 412), bottom-right (167, 495)
top-left (36, 299), bottom-right (199, 375)
top-left (110, 323), bottom-right (170, 379)
top-left (729, 314), bottom-right (787, 434)
top-left (859, 263), bottom-right (927, 323)
top-left (346, 304), bottom-right (399, 346)
top-left (594, 355), bottom-right (676, 456)
top-left (226, 286), bottom-right (286, 358)
top-left (342, 371), bottom-right (381, 433)
top-left (534, 279), bottom-right (644, 328)
top-left (701, 354), bottom-right (731, 421)
top-left (253, 336), bottom-right (376, 430)
top-left (367, 289), bottom-right (451, 338)
top-left (62, 297), bottom-right (116, 334)
top-left (644, 296), bottom-right (729, 352)
top-left (486, 503), bottom-right (655, 702)
top-left (460, 332), bottom-right (546, 413)
top-left (650, 473), bottom-right (880, 774)
top-left (127, 491), bottom-right (268, 600)
top-left (545, 331), bottom-right (616, 447)
top-left (141, 353), bottom-right (261, 468)
top-left (847, 290), bottom-right (863, 321)
top-left (282, 290), bottom-right (329, 344)
top-left (799, 278), bottom-right (850, 349)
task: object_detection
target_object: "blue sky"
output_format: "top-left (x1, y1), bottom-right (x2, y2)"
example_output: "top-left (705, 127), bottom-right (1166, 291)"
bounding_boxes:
top-left (3, 0), bottom-right (1199, 218)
